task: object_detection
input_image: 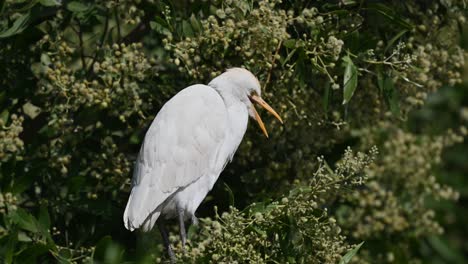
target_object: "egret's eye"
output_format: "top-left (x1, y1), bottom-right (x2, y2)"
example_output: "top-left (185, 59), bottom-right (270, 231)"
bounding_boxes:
top-left (248, 91), bottom-right (258, 101)
top-left (248, 94), bottom-right (255, 103)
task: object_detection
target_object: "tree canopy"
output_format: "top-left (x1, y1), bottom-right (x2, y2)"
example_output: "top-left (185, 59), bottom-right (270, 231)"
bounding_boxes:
top-left (0, 0), bottom-right (467, 263)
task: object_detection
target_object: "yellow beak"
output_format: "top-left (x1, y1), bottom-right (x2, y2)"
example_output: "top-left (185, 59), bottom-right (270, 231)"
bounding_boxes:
top-left (249, 94), bottom-right (283, 138)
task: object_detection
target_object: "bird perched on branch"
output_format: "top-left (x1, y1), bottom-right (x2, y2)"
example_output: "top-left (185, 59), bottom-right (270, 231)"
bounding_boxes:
top-left (123, 68), bottom-right (283, 261)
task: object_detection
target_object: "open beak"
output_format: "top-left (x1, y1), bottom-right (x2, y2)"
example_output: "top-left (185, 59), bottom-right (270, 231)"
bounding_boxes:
top-left (249, 94), bottom-right (283, 138)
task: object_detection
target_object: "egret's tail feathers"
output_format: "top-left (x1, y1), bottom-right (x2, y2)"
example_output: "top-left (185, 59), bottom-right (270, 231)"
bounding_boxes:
top-left (141, 210), bottom-right (161, 232)
top-left (123, 186), bottom-right (165, 232)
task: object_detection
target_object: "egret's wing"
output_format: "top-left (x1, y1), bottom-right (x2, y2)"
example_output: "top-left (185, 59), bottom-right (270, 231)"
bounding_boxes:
top-left (123, 85), bottom-right (227, 231)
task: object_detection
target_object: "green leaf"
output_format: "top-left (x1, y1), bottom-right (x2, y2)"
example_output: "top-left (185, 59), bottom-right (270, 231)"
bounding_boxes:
top-left (9, 208), bottom-right (39, 233)
top-left (377, 71), bottom-right (400, 116)
top-left (67, 1), bottom-right (89, 12)
top-left (339, 241), bottom-right (364, 264)
top-left (17, 231), bottom-right (32, 242)
top-left (223, 182), bottom-right (235, 207)
top-left (281, 48), bottom-right (296, 67)
top-left (0, 109), bottom-right (9, 124)
top-left (0, 12), bottom-right (30, 39)
top-left (187, 223), bottom-right (200, 240)
top-left (384, 30), bottom-right (408, 54)
top-left (342, 55), bottom-right (358, 105)
top-left (383, 76), bottom-right (400, 116)
top-left (40, 53), bottom-right (51, 66)
top-left (17, 244), bottom-right (52, 263)
top-left (283, 39), bottom-right (296, 49)
top-left (93, 236), bottom-right (124, 263)
top-left (376, 68), bottom-right (384, 93)
top-left (40, 0), bottom-right (60, 7)
top-left (251, 225), bottom-right (267, 237)
top-left (235, 1), bottom-right (250, 15)
top-left (31, 62), bottom-right (45, 78)
top-left (150, 18), bottom-right (171, 36)
top-left (288, 186), bottom-right (312, 198)
top-left (22, 102), bottom-right (41, 119)
top-left (246, 201), bottom-right (267, 214)
top-left (153, 16), bottom-right (168, 27)
top-left (428, 235), bottom-right (466, 262)
top-left (182, 20), bottom-right (194, 37)
top-left (367, 3), bottom-right (413, 30)
top-left (38, 205), bottom-right (50, 231)
top-left (4, 230), bottom-right (17, 264)
top-left (189, 14), bottom-right (202, 33)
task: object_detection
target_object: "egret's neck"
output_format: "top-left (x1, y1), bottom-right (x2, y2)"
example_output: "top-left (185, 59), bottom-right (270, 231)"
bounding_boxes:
top-left (208, 81), bottom-right (249, 163)
top-left (208, 77), bottom-right (250, 108)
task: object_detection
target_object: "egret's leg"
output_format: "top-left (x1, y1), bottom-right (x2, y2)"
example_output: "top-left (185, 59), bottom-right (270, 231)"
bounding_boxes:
top-left (191, 215), bottom-right (199, 226)
top-left (157, 219), bottom-right (175, 263)
top-left (177, 207), bottom-right (187, 248)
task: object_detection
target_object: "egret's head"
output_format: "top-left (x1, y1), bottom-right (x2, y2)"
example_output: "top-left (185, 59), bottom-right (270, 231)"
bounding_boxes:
top-left (209, 67), bottom-right (283, 137)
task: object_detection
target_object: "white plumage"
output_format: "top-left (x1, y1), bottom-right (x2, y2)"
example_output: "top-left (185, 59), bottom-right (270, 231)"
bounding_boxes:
top-left (123, 68), bottom-right (282, 258)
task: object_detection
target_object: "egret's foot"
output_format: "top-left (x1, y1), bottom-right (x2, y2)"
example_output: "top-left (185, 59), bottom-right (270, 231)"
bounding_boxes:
top-left (167, 246), bottom-right (176, 263)
top-left (157, 220), bottom-right (176, 263)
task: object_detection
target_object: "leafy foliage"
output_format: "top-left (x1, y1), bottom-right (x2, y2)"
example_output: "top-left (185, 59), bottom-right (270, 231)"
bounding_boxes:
top-left (176, 148), bottom-right (377, 263)
top-left (0, 0), bottom-right (466, 263)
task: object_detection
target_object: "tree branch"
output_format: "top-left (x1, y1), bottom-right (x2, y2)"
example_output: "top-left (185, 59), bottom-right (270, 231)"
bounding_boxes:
top-left (86, 8), bottom-right (110, 76)
top-left (114, 7), bottom-right (122, 41)
top-left (75, 20), bottom-right (86, 69)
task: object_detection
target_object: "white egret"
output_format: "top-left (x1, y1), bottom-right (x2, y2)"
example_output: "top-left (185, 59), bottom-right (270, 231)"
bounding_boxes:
top-left (123, 68), bottom-right (282, 260)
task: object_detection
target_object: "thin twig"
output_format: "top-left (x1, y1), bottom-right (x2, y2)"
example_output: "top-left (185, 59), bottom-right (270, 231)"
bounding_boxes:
top-left (76, 20), bottom-right (86, 69)
top-left (87, 9), bottom-right (110, 76)
top-left (114, 7), bottom-right (121, 41)
top-left (263, 40), bottom-right (282, 91)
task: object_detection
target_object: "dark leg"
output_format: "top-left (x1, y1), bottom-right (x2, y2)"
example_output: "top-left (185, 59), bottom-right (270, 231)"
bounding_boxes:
top-left (177, 207), bottom-right (187, 248)
top-left (157, 219), bottom-right (175, 263)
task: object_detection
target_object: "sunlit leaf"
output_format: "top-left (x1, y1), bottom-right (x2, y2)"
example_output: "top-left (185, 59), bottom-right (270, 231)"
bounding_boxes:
top-left (40, 0), bottom-right (60, 7)
top-left (22, 102), bottom-right (41, 119)
top-left (189, 14), bottom-right (202, 33)
top-left (342, 55), bottom-right (358, 104)
top-left (339, 241), bottom-right (364, 264)
top-left (0, 12), bottom-right (30, 39)
top-left (67, 1), bottom-right (89, 12)
top-left (40, 53), bottom-right (51, 66)
top-left (0, 109), bottom-right (9, 124)
top-left (17, 232), bottom-right (32, 242)
top-left (283, 39), bottom-right (296, 49)
top-left (281, 48), bottom-right (296, 67)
